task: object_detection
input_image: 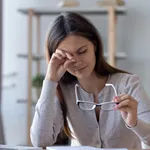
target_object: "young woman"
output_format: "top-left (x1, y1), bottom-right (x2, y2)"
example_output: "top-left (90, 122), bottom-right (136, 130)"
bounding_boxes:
top-left (30, 12), bottom-right (150, 148)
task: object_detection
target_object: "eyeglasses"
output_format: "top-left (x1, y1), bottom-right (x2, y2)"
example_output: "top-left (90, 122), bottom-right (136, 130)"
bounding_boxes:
top-left (75, 83), bottom-right (119, 111)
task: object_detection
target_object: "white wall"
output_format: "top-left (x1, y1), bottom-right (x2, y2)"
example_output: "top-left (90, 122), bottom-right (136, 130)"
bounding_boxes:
top-left (0, 0), bottom-right (5, 144)
top-left (2, 0), bottom-right (150, 147)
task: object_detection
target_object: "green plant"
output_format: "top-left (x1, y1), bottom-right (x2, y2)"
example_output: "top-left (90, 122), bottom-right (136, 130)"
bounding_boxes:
top-left (32, 74), bottom-right (45, 88)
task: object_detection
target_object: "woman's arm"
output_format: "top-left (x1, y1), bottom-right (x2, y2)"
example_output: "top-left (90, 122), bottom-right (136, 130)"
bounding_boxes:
top-left (30, 79), bottom-right (64, 147)
top-left (125, 74), bottom-right (150, 146)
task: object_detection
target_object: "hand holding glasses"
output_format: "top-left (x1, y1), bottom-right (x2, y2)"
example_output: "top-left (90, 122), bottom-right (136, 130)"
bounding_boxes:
top-left (75, 83), bottom-right (119, 111)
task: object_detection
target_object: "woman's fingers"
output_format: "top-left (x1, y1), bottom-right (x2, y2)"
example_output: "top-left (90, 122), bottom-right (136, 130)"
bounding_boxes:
top-left (55, 49), bottom-right (75, 61)
top-left (114, 94), bottom-right (128, 102)
top-left (120, 94), bottom-right (133, 101)
top-left (52, 53), bottom-right (63, 60)
top-left (65, 52), bottom-right (74, 59)
top-left (113, 94), bottom-right (135, 104)
top-left (115, 99), bottom-right (132, 109)
top-left (52, 49), bottom-right (88, 71)
top-left (113, 94), bottom-right (138, 110)
top-left (55, 49), bottom-right (66, 58)
top-left (64, 59), bottom-right (76, 69)
top-left (116, 106), bottom-right (131, 112)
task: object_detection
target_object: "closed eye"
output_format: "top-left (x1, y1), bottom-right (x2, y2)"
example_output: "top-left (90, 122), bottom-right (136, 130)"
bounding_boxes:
top-left (78, 49), bottom-right (87, 55)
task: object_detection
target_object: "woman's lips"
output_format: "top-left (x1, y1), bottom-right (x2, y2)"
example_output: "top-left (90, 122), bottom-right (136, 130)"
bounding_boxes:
top-left (75, 66), bottom-right (87, 71)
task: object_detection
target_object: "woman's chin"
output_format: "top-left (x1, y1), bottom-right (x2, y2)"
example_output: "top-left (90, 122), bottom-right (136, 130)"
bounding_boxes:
top-left (75, 71), bottom-right (91, 79)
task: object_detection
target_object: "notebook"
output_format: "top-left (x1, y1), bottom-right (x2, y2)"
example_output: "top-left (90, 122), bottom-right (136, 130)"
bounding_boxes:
top-left (0, 145), bottom-right (42, 150)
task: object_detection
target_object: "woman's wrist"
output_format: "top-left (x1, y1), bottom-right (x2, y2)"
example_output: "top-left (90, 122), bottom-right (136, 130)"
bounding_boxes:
top-left (45, 74), bottom-right (58, 83)
top-left (127, 119), bottom-right (138, 128)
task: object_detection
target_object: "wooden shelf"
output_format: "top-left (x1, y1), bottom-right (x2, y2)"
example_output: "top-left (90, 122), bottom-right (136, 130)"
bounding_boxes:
top-left (18, 7), bottom-right (126, 16)
top-left (2, 83), bottom-right (16, 89)
top-left (2, 72), bottom-right (18, 78)
top-left (17, 53), bottom-right (44, 61)
top-left (104, 52), bottom-right (126, 59)
top-left (17, 99), bottom-right (36, 106)
top-left (17, 52), bottom-right (126, 61)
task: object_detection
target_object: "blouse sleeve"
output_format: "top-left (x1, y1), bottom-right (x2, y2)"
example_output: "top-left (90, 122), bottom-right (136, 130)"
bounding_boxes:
top-left (30, 80), bottom-right (64, 147)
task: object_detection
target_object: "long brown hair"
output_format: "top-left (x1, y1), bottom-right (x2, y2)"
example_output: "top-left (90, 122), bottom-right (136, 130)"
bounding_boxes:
top-left (45, 12), bottom-right (127, 138)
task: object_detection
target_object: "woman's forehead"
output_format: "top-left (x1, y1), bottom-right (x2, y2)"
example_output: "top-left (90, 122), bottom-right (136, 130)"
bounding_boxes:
top-left (57, 35), bottom-right (91, 53)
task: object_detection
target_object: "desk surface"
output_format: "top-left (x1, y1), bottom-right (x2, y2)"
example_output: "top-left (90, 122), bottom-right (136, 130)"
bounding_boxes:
top-left (0, 145), bottom-right (147, 150)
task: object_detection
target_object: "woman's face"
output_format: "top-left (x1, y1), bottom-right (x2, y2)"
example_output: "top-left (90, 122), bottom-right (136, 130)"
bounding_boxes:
top-left (57, 35), bottom-right (96, 79)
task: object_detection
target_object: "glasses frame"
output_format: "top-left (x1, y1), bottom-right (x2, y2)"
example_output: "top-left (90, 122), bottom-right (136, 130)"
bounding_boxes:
top-left (75, 83), bottom-right (119, 111)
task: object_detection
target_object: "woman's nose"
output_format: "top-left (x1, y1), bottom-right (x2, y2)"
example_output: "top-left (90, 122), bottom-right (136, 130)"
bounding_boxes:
top-left (73, 54), bottom-right (80, 62)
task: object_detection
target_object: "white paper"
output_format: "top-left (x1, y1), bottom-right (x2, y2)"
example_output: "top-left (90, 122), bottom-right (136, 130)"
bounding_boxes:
top-left (47, 146), bottom-right (98, 150)
top-left (47, 146), bottom-right (128, 150)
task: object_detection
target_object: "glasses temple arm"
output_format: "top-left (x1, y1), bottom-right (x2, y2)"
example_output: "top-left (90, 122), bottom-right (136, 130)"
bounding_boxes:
top-left (105, 83), bottom-right (118, 96)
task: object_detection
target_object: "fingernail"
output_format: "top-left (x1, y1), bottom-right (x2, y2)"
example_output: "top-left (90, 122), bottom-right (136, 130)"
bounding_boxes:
top-left (66, 54), bottom-right (72, 59)
top-left (68, 55), bottom-right (72, 59)
top-left (115, 97), bottom-right (119, 101)
top-left (114, 106), bottom-right (118, 110)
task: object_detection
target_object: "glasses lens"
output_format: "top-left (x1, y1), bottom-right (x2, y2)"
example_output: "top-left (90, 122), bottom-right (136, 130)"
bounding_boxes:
top-left (79, 102), bottom-right (95, 110)
top-left (101, 103), bottom-right (117, 110)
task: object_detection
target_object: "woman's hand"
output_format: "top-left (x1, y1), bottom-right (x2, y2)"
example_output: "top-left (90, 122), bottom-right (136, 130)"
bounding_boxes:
top-left (113, 94), bottom-right (138, 128)
top-left (45, 49), bottom-right (75, 82)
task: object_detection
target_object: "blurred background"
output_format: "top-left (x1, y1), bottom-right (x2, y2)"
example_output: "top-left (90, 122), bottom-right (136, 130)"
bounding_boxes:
top-left (0, 0), bottom-right (150, 148)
